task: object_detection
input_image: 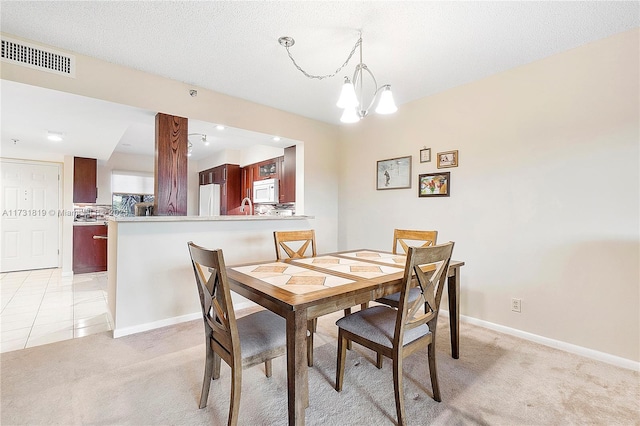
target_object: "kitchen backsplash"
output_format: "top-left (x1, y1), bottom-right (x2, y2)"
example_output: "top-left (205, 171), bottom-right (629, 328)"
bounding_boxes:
top-left (73, 204), bottom-right (112, 222)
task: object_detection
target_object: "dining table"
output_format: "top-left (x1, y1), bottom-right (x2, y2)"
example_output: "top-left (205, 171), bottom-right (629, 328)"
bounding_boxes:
top-left (226, 249), bottom-right (465, 426)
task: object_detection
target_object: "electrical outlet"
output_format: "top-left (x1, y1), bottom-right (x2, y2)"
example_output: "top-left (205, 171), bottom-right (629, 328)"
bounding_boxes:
top-left (511, 298), bottom-right (521, 313)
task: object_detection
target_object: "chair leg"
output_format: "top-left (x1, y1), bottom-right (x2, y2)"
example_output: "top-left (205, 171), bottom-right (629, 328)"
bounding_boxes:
top-left (228, 361), bottom-right (242, 426)
top-left (376, 352), bottom-right (383, 369)
top-left (335, 331), bottom-right (347, 392)
top-left (264, 359), bottom-right (272, 378)
top-left (393, 355), bottom-right (406, 426)
top-left (343, 308), bottom-right (353, 350)
top-left (307, 325), bottom-right (314, 367)
top-left (428, 343), bottom-right (441, 402)
top-left (213, 351), bottom-right (221, 380)
top-left (199, 344), bottom-right (215, 409)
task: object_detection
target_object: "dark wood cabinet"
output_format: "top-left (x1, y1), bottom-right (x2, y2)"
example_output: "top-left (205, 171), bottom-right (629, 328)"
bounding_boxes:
top-left (257, 159), bottom-right (279, 179)
top-left (281, 146), bottom-right (296, 203)
top-left (241, 165), bottom-right (254, 201)
top-left (73, 225), bottom-right (107, 274)
top-left (73, 157), bottom-right (97, 203)
top-left (198, 164), bottom-right (241, 215)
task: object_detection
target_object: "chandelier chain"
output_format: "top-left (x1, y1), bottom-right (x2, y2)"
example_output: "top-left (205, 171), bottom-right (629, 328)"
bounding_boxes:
top-left (284, 35), bottom-right (362, 80)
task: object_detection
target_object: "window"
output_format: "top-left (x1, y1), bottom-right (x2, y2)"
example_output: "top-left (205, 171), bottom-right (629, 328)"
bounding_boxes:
top-left (111, 170), bottom-right (154, 216)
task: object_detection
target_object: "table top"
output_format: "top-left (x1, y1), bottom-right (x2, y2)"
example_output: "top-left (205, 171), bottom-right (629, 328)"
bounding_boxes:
top-left (226, 249), bottom-right (464, 312)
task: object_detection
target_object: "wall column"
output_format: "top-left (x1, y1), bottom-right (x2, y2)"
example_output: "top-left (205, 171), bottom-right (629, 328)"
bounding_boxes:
top-left (154, 112), bottom-right (188, 215)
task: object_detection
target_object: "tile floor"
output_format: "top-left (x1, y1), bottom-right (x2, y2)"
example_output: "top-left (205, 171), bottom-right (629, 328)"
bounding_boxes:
top-left (0, 268), bottom-right (112, 353)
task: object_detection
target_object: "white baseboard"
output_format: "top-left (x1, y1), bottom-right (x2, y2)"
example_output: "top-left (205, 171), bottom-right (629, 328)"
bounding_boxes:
top-left (113, 312), bottom-right (201, 338)
top-left (112, 301), bottom-right (258, 338)
top-left (440, 310), bottom-right (639, 372)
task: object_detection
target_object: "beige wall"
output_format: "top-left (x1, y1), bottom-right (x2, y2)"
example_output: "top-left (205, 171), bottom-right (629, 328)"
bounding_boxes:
top-left (338, 29), bottom-right (639, 362)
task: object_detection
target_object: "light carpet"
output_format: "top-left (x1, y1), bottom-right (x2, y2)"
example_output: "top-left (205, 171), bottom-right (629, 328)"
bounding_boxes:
top-left (1, 309), bottom-right (638, 425)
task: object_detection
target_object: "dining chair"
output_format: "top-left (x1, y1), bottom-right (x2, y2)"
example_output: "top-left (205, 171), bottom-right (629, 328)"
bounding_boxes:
top-left (376, 229), bottom-right (438, 309)
top-left (274, 229), bottom-right (360, 366)
top-left (335, 242), bottom-right (454, 426)
top-left (187, 241), bottom-right (286, 426)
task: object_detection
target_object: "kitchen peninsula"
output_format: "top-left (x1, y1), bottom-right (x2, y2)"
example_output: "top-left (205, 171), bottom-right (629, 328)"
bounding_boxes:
top-left (107, 214), bottom-right (314, 337)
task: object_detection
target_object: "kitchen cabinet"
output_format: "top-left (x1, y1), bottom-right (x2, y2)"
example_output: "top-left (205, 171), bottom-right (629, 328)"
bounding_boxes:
top-left (241, 165), bottom-right (254, 201)
top-left (257, 159), bottom-right (280, 179)
top-left (199, 164), bottom-right (241, 215)
top-left (280, 146), bottom-right (296, 203)
top-left (252, 157), bottom-right (282, 181)
top-left (73, 224), bottom-right (107, 273)
top-left (73, 157), bottom-right (97, 203)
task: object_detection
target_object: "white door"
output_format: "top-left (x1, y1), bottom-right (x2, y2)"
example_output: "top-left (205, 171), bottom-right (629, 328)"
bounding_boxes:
top-left (1, 160), bottom-right (61, 272)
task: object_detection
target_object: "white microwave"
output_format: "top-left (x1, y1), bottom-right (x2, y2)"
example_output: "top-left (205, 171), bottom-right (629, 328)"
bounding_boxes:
top-left (253, 178), bottom-right (279, 204)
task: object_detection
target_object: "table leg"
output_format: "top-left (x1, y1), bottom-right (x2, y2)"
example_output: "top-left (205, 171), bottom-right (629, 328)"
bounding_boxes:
top-left (286, 309), bottom-right (308, 425)
top-left (447, 267), bottom-right (460, 359)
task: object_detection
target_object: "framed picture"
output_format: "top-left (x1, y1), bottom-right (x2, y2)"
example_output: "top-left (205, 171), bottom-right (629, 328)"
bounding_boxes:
top-left (437, 150), bottom-right (458, 168)
top-left (418, 172), bottom-right (450, 197)
top-left (420, 148), bottom-right (431, 163)
top-left (377, 156), bottom-right (412, 190)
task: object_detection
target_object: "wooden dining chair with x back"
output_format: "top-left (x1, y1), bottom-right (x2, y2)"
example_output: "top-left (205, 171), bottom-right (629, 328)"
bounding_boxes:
top-left (335, 242), bottom-right (454, 426)
top-left (187, 241), bottom-right (286, 426)
top-left (274, 229), bottom-right (359, 366)
top-left (376, 229), bottom-right (438, 309)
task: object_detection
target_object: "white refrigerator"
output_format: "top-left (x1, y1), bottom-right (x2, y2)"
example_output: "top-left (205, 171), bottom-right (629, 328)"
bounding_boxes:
top-left (199, 184), bottom-right (221, 216)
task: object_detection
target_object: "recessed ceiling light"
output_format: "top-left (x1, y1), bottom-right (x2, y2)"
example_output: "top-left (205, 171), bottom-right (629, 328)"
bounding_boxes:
top-left (216, 125), bottom-right (225, 131)
top-left (273, 136), bottom-right (281, 142)
top-left (47, 131), bottom-right (63, 142)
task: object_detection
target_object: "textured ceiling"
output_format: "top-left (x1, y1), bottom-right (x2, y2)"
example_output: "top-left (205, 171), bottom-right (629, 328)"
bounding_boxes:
top-left (0, 1), bottom-right (638, 159)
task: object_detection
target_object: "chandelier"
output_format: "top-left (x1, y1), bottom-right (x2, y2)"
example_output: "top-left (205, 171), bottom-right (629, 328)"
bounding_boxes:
top-left (278, 32), bottom-right (397, 123)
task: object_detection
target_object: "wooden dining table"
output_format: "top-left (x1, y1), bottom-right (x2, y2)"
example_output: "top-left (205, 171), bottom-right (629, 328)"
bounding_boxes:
top-left (226, 249), bottom-right (465, 426)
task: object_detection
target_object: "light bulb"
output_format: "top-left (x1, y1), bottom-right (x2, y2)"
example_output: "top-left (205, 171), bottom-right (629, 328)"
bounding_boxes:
top-left (375, 86), bottom-right (398, 115)
top-left (340, 107), bottom-right (360, 124)
top-left (336, 77), bottom-right (359, 108)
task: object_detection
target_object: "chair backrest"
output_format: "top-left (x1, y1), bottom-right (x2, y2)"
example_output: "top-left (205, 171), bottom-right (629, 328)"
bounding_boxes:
top-left (187, 241), bottom-right (240, 367)
top-left (273, 230), bottom-right (317, 260)
top-left (392, 229), bottom-right (438, 255)
top-left (394, 242), bottom-right (454, 345)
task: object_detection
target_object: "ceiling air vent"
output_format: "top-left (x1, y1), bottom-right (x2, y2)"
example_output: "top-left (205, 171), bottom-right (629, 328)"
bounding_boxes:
top-left (1, 36), bottom-right (75, 78)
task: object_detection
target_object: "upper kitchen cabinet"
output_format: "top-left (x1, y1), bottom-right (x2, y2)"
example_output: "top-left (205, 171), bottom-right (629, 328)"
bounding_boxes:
top-left (257, 158), bottom-right (281, 180)
top-left (73, 157), bottom-right (97, 203)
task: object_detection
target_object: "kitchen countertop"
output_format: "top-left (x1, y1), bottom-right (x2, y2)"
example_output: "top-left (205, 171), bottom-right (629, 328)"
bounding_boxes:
top-left (73, 221), bottom-right (108, 226)
top-left (108, 215), bottom-right (313, 223)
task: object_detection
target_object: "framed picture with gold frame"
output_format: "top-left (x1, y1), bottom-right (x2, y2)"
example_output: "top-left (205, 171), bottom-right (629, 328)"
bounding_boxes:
top-left (437, 150), bottom-right (458, 168)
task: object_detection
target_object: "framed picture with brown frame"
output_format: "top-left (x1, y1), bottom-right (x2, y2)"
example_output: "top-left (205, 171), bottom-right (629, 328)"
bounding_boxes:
top-left (376, 156), bottom-right (412, 190)
top-left (437, 150), bottom-right (458, 168)
top-left (418, 172), bottom-right (450, 197)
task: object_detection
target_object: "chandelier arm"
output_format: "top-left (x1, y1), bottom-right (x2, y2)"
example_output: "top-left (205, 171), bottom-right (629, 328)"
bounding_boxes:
top-left (283, 36), bottom-right (362, 80)
top-left (353, 64), bottom-right (379, 116)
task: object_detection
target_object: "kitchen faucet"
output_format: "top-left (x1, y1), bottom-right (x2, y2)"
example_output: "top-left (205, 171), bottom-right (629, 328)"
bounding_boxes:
top-left (240, 197), bottom-right (253, 215)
